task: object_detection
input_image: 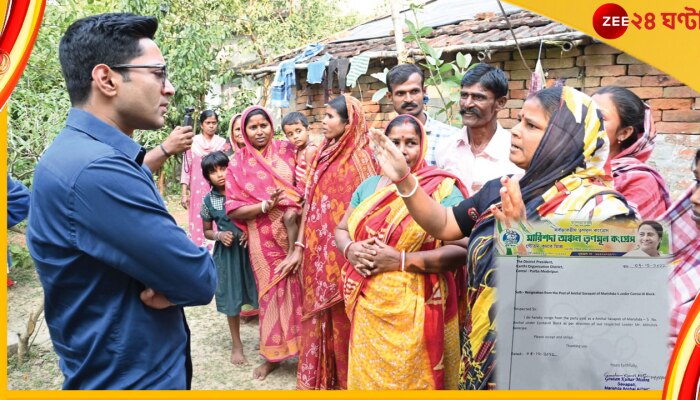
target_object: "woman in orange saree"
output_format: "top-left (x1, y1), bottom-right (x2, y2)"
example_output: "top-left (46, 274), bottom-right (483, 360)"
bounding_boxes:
top-left (225, 106), bottom-right (303, 380)
top-left (288, 95), bottom-right (379, 389)
top-left (334, 114), bottom-right (469, 389)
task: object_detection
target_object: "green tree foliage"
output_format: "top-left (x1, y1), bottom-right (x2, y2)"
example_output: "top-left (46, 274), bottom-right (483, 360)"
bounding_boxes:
top-left (8, 0), bottom-right (357, 191)
top-left (403, 2), bottom-right (474, 125)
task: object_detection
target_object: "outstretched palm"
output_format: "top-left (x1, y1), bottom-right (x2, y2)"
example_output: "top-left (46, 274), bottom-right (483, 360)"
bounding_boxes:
top-left (368, 128), bottom-right (409, 182)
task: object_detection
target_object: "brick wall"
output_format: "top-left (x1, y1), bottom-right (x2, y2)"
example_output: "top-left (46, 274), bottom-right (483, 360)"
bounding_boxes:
top-left (286, 43), bottom-right (699, 199)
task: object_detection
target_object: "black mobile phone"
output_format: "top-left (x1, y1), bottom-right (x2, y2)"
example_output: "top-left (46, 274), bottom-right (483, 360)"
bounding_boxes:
top-left (183, 106), bottom-right (195, 127)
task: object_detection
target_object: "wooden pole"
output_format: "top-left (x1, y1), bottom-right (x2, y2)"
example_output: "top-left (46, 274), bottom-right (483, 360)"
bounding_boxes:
top-left (390, 0), bottom-right (408, 64)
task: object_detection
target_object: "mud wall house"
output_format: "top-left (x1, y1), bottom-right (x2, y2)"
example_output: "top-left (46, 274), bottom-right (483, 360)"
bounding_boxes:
top-left (241, 0), bottom-right (700, 199)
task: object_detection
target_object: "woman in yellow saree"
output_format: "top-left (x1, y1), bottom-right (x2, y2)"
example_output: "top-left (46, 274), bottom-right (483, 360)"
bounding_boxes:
top-left (335, 114), bottom-right (469, 389)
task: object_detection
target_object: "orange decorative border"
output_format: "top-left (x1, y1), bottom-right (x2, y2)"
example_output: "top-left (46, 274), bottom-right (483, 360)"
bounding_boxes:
top-left (0, 0), bottom-right (46, 111)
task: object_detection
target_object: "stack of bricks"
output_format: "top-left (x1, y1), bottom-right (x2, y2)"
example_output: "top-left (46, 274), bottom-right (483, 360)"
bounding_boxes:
top-left (285, 44), bottom-right (699, 197)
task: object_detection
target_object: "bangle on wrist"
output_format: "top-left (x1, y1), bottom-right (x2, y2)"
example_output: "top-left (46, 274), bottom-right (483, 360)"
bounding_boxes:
top-left (392, 170), bottom-right (411, 185)
top-left (400, 250), bottom-right (406, 272)
top-left (342, 241), bottom-right (355, 260)
top-left (396, 175), bottom-right (419, 198)
top-left (261, 200), bottom-right (268, 214)
top-left (159, 143), bottom-right (171, 157)
top-left (214, 232), bottom-right (220, 241)
top-left (294, 241), bottom-right (306, 249)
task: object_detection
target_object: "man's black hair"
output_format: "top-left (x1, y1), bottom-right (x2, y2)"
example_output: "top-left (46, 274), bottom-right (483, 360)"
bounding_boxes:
top-left (460, 63), bottom-right (508, 98)
top-left (386, 63), bottom-right (425, 93)
top-left (59, 13), bottom-right (158, 105)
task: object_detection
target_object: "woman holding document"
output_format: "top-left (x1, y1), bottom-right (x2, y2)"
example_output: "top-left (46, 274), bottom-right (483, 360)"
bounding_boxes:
top-left (368, 86), bottom-right (636, 389)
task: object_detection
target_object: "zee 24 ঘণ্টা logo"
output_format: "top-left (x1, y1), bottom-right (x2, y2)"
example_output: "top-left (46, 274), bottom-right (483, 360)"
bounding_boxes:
top-left (593, 2), bottom-right (700, 39)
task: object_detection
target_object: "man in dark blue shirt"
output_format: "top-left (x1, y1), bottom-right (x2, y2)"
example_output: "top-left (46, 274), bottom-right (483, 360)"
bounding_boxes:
top-left (27, 13), bottom-right (216, 389)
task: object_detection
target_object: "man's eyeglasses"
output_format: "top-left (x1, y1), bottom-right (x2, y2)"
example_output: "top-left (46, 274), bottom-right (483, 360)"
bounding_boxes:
top-left (109, 63), bottom-right (168, 87)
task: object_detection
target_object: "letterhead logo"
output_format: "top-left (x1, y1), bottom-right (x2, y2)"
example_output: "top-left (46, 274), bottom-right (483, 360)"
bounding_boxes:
top-left (501, 229), bottom-right (523, 248)
top-left (593, 3), bottom-right (629, 39)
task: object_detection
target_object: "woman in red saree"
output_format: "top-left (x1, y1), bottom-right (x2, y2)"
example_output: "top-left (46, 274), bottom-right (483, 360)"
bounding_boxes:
top-left (285, 95), bottom-right (378, 389)
top-left (335, 114), bottom-right (469, 389)
top-left (225, 106), bottom-right (303, 380)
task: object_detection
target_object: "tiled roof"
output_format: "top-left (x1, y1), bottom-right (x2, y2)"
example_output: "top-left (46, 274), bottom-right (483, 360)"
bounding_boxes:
top-left (243, 4), bottom-right (588, 75)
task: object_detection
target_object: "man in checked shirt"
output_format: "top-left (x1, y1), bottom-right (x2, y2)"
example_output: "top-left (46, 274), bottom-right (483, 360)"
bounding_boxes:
top-left (385, 63), bottom-right (460, 166)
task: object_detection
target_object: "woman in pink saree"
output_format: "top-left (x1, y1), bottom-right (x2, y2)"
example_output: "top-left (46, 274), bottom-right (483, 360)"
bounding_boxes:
top-left (181, 110), bottom-right (227, 248)
top-left (225, 106), bottom-right (303, 380)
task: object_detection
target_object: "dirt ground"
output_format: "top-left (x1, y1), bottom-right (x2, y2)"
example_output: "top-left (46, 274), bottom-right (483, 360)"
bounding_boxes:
top-left (6, 199), bottom-right (297, 390)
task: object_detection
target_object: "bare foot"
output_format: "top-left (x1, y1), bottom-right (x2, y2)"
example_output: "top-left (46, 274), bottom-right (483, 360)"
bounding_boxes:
top-left (230, 347), bottom-right (248, 365)
top-left (252, 360), bottom-right (279, 381)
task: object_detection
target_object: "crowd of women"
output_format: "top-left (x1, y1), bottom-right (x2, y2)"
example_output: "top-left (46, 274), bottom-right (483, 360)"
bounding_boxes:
top-left (181, 79), bottom-right (700, 390)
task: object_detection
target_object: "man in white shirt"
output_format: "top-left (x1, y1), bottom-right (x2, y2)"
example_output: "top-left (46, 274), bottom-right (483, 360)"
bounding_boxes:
top-left (435, 63), bottom-right (523, 195)
top-left (386, 64), bottom-right (460, 166)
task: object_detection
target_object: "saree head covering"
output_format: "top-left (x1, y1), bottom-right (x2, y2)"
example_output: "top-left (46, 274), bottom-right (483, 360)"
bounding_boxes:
top-left (297, 94), bottom-right (379, 389)
top-left (611, 103), bottom-right (671, 218)
top-left (225, 105), bottom-right (302, 362)
top-left (227, 113), bottom-right (243, 150)
top-left (459, 86), bottom-right (635, 390)
top-left (226, 106), bottom-right (302, 214)
top-left (343, 114), bottom-right (468, 389)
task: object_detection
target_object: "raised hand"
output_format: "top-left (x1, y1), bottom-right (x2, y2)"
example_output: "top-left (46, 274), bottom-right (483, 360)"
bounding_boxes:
top-left (491, 175), bottom-right (526, 227)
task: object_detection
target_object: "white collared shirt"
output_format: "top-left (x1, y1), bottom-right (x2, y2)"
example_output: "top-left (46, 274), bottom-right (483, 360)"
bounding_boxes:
top-left (435, 123), bottom-right (524, 195)
top-left (423, 113), bottom-right (460, 166)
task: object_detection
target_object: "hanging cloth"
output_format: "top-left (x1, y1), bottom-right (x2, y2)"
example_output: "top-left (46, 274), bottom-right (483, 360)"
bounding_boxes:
top-left (270, 43), bottom-right (325, 108)
top-left (528, 41), bottom-right (546, 95)
top-left (346, 53), bottom-right (371, 87)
